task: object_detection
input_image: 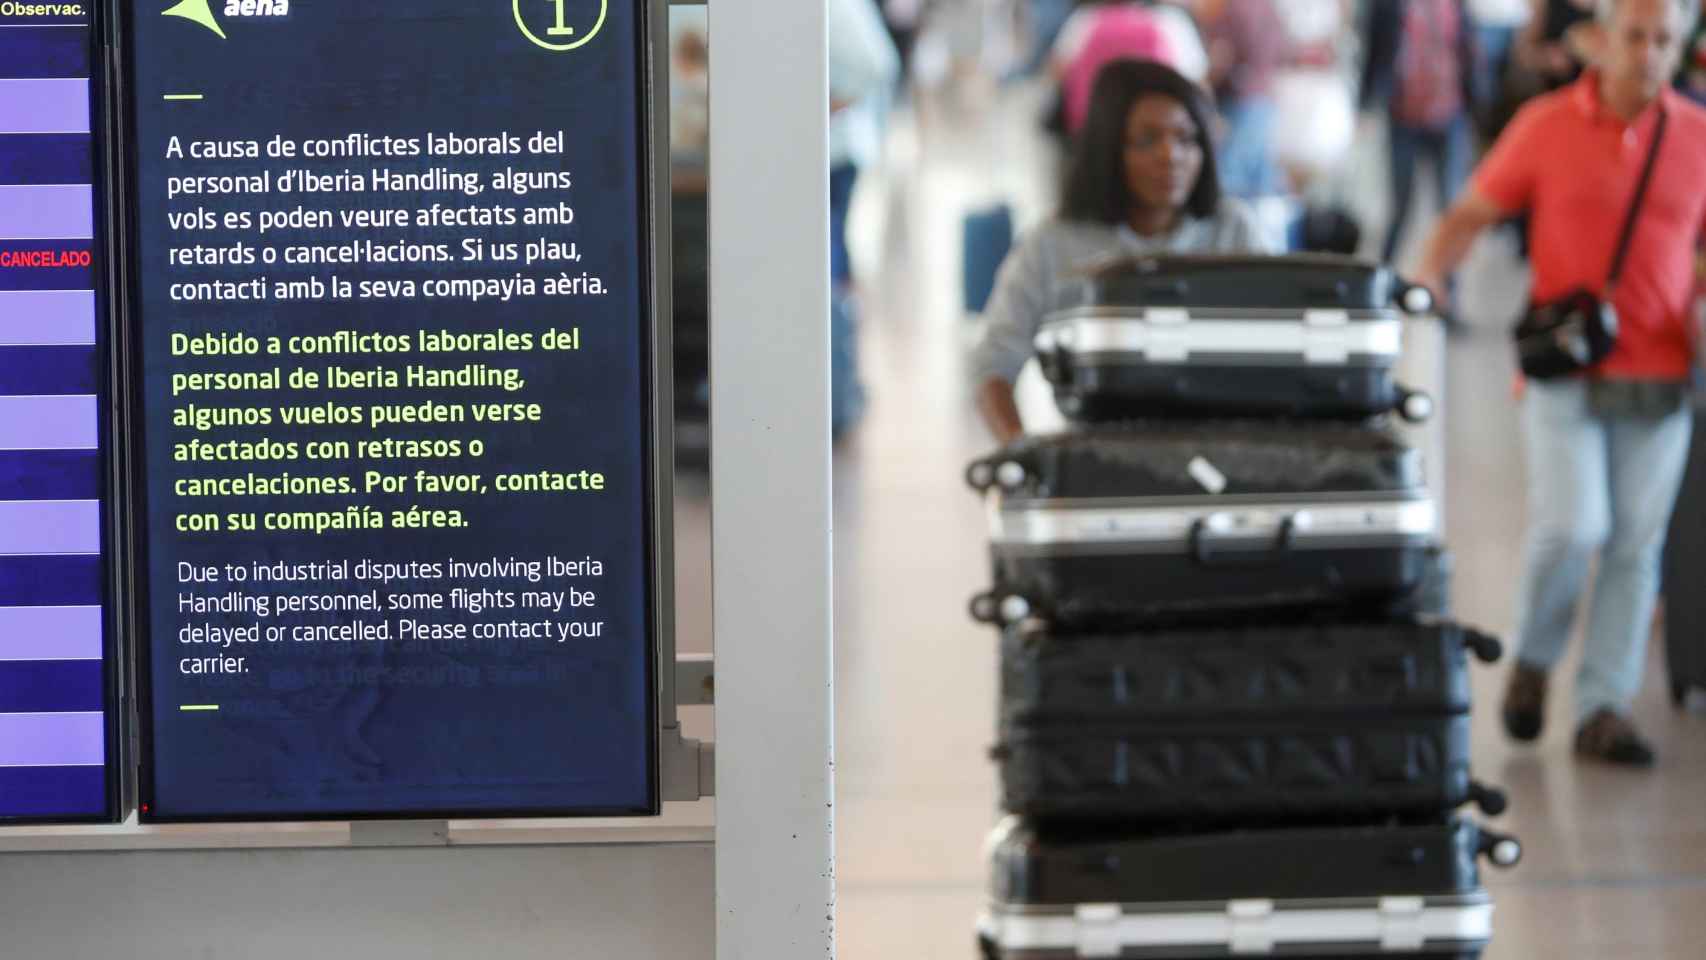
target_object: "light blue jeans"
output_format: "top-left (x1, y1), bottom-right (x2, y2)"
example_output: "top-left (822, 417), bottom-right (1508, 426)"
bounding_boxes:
top-left (1218, 97), bottom-right (1284, 200)
top-left (1513, 380), bottom-right (1694, 723)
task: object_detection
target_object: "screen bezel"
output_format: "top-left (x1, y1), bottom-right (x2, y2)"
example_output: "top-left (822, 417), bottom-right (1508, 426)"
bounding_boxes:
top-left (119, 0), bottom-right (667, 824)
top-left (0, 0), bottom-right (127, 829)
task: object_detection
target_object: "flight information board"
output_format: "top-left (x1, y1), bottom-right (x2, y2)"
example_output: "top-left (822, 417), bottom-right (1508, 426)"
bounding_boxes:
top-left (0, 2), bottom-right (117, 824)
top-left (126, 0), bottom-right (659, 821)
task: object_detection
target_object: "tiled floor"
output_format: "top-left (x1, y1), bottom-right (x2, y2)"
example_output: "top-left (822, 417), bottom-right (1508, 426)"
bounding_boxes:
top-left (801, 77), bottom-right (1706, 958)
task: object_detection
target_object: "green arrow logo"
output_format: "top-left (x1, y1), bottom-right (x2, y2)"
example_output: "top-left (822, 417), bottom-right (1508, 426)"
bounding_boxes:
top-left (163, 0), bottom-right (227, 39)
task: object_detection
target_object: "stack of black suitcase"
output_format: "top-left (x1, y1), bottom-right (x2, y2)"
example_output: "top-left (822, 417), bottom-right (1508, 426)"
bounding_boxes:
top-left (966, 256), bottom-right (1522, 959)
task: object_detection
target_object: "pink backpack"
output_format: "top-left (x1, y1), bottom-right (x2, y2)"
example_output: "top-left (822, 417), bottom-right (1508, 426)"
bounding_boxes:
top-left (1064, 6), bottom-right (1176, 135)
top-left (1393, 0), bottom-right (1465, 128)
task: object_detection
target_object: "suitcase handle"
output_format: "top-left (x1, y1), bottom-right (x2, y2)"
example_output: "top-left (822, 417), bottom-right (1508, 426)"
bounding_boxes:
top-left (1036, 337), bottom-right (1073, 386)
top-left (1461, 629), bottom-right (1504, 664)
top-left (1470, 781), bottom-right (1510, 817)
top-left (1152, 279), bottom-right (1366, 308)
top-left (1189, 515), bottom-right (1296, 567)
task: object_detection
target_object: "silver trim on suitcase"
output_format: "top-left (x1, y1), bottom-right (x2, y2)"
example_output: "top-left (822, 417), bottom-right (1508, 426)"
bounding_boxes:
top-left (1035, 307), bottom-right (1404, 367)
top-left (989, 492), bottom-right (1438, 555)
top-left (979, 893), bottom-right (1493, 958)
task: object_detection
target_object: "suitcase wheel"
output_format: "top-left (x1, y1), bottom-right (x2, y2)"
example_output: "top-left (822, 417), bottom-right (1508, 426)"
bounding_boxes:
top-left (995, 461), bottom-right (1029, 491)
top-left (970, 591), bottom-right (1033, 626)
top-left (1470, 781), bottom-right (1510, 817)
top-left (964, 459), bottom-right (1028, 493)
top-left (1400, 284), bottom-right (1435, 315)
top-left (997, 595), bottom-right (1032, 624)
top-left (1462, 629), bottom-right (1505, 665)
top-left (1478, 827), bottom-right (1524, 869)
top-left (966, 460), bottom-right (996, 492)
top-left (1397, 387), bottom-right (1435, 424)
top-left (1490, 838), bottom-right (1524, 868)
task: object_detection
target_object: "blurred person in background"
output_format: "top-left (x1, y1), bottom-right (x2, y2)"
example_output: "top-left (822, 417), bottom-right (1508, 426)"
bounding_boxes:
top-left (1518, 0), bottom-right (1600, 88)
top-left (1361, 0), bottom-right (1477, 267)
top-left (1043, 1), bottom-right (1208, 142)
top-left (1269, 0), bottom-right (1360, 251)
top-left (667, 8), bottom-right (713, 440)
top-left (1416, 0), bottom-right (1706, 767)
top-left (1202, 0), bottom-right (1288, 199)
top-left (1022, 0), bottom-right (1080, 77)
top-left (883, 0), bottom-right (926, 86)
top-left (830, 0), bottom-right (902, 436)
top-left (1469, 0), bottom-right (1536, 121)
top-left (1145, 1), bottom-right (1211, 85)
top-left (1053, 2), bottom-right (1177, 134)
top-left (1274, 0), bottom-right (1353, 69)
top-left (1683, 3), bottom-right (1706, 102)
top-left (972, 60), bottom-right (1270, 442)
top-left (668, 9), bottom-right (710, 159)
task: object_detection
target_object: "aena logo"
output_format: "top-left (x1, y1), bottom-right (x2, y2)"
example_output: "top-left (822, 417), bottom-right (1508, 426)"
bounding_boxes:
top-left (163, 0), bottom-right (290, 39)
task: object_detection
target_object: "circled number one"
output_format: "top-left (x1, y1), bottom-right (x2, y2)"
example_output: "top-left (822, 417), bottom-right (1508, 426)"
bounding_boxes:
top-left (547, 0), bottom-right (575, 36)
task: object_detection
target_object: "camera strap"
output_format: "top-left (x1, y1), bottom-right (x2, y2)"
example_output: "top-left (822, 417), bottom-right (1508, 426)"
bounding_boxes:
top-left (1605, 105), bottom-right (1669, 295)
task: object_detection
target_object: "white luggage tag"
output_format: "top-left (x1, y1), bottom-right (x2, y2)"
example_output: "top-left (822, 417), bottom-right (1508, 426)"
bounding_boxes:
top-left (1187, 456), bottom-right (1228, 495)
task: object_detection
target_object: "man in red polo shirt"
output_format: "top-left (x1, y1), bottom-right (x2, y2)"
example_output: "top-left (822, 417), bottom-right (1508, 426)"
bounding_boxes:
top-left (1417, 0), bottom-right (1706, 767)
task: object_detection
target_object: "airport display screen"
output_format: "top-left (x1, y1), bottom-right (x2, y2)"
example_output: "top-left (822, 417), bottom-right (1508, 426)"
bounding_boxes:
top-left (127, 0), bottom-right (659, 820)
top-left (0, 2), bottom-right (117, 824)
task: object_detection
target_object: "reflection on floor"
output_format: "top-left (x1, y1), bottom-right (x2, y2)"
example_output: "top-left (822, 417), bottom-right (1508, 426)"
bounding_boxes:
top-left (808, 79), bottom-right (1706, 958)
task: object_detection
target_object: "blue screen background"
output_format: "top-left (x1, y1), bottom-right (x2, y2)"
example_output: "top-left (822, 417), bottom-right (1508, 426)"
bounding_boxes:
top-left (132, 0), bottom-right (656, 820)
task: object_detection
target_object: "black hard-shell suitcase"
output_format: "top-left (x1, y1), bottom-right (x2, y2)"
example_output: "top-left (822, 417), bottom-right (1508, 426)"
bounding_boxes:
top-left (967, 424), bottom-right (1441, 629)
top-left (1036, 255), bottom-right (1436, 423)
top-left (995, 608), bottom-right (1510, 825)
top-left (995, 713), bottom-right (1504, 824)
top-left (978, 817), bottom-right (1521, 959)
top-left (1663, 398), bottom-right (1706, 706)
top-left (998, 619), bottom-right (1505, 729)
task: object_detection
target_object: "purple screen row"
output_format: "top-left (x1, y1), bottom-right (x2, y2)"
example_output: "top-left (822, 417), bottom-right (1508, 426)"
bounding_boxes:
top-left (0, 16), bottom-right (109, 822)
